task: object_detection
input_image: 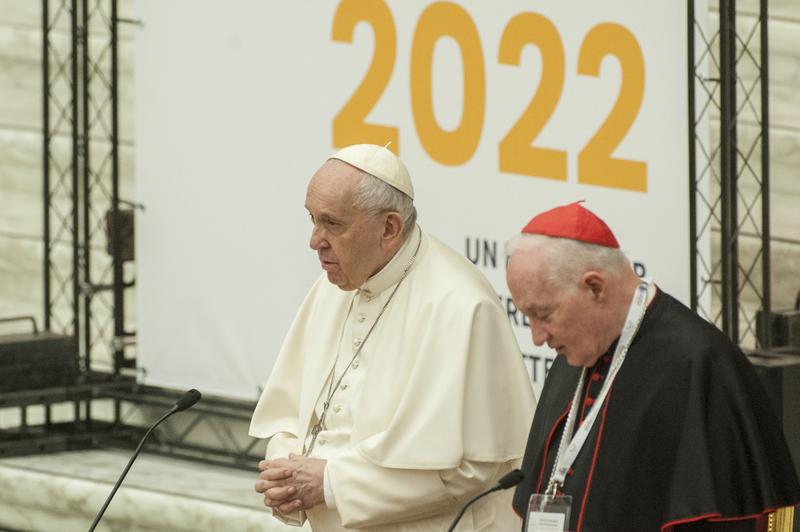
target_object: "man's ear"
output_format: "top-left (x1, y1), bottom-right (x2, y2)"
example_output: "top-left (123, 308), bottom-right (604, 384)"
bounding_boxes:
top-left (581, 271), bottom-right (606, 300)
top-left (382, 212), bottom-right (404, 244)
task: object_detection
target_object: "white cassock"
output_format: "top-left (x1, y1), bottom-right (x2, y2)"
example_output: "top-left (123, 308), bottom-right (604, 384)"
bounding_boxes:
top-left (250, 226), bottom-right (535, 531)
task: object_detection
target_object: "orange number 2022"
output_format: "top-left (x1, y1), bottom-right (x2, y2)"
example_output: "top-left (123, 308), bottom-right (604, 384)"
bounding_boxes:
top-left (332, 1), bottom-right (648, 192)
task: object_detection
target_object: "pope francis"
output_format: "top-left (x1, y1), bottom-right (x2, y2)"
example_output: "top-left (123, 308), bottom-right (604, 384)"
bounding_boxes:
top-left (250, 144), bottom-right (535, 531)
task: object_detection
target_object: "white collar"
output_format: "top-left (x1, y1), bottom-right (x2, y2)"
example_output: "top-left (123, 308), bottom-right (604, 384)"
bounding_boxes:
top-left (359, 225), bottom-right (421, 297)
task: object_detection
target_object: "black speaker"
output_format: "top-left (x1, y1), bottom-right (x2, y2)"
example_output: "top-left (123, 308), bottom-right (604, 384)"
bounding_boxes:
top-left (105, 208), bottom-right (135, 262)
top-left (0, 332), bottom-right (79, 391)
top-left (747, 349), bottom-right (800, 483)
top-left (757, 293), bottom-right (800, 349)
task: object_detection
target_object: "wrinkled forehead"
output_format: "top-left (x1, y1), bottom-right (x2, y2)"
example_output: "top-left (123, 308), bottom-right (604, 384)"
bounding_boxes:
top-left (508, 244), bottom-right (563, 298)
top-left (309, 158), bottom-right (364, 187)
top-left (306, 160), bottom-right (363, 208)
top-left (508, 248), bottom-right (547, 289)
top-left (508, 237), bottom-right (551, 274)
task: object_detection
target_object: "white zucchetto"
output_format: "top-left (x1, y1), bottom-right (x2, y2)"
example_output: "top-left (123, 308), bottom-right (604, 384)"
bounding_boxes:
top-left (329, 144), bottom-right (415, 199)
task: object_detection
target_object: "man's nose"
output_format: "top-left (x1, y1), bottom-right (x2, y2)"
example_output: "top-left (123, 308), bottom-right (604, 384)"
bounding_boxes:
top-left (531, 326), bottom-right (548, 347)
top-left (309, 225), bottom-right (326, 250)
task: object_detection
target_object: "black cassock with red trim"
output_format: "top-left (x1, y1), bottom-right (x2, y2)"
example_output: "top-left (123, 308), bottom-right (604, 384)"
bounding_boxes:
top-left (512, 289), bottom-right (800, 532)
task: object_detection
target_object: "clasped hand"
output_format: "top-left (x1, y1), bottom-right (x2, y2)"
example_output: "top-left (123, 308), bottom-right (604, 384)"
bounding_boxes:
top-left (255, 454), bottom-right (326, 514)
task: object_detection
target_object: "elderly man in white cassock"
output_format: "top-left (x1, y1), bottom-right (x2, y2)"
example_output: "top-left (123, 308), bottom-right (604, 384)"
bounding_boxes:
top-left (250, 144), bottom-right (535, 531)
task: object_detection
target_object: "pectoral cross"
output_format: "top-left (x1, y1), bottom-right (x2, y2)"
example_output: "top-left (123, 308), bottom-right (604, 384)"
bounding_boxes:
top-left (304, 403), bottom-right (330, 456)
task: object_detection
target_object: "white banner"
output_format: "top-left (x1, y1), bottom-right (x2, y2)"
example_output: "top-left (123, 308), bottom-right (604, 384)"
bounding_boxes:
top-left (135, 0), bottom-right (689, 400)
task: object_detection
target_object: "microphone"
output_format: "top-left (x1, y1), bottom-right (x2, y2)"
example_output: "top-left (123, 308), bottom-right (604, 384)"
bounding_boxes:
top-left (87, 389), bottom-right (202, 532)
top-left (172, 388), bottom-right (201, 412)
top-left (446, 469), bottom-right (524, 532)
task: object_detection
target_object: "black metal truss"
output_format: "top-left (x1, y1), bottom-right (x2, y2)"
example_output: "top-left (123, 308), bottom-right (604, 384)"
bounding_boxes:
top-left (43, 0), bottom-right (127, 379)
top-left (689, 0), bottom-right (772, 348)
top-left (0, 0), bottom-right (264, 470)
top-left (104, 385), bottom-right (263, 470)
top-left (43, 0), bottom-right (79, 344)
top-left (0, 377), bottom-right (131, 458)
top-left (0, 379), bottom-right (262, 470)
top-left (80, 0), bottom-right (125, 378)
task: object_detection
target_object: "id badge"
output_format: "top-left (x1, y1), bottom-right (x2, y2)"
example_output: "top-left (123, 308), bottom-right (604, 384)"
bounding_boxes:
top-left (526, 493), bottom-right (572, 532)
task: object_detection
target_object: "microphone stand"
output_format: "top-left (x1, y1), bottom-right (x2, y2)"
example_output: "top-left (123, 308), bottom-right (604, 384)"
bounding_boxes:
top-left (447, 489), bottom-right (499, 532)
top-left (87, 389), bottom-right (201, 532)
top-left (446, 469), bottom-right (524, 532)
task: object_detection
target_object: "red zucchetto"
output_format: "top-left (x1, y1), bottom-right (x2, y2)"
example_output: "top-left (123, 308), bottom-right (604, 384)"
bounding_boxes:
top-left (521, 201), bottom-right (620, 248)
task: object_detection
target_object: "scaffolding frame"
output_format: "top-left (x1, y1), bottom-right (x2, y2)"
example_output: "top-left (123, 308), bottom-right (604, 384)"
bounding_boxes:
top-left (688, 0), bottom-right (772, 349)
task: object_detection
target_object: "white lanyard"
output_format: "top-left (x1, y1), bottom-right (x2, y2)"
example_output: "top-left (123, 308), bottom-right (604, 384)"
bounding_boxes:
top-left (546, 280), bottom-right (651, 495)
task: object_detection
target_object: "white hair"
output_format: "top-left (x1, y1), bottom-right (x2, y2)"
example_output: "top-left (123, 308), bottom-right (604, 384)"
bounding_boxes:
top-left (351, 172), bottom-right (417, 237)
top-left (506, 233), bottom-right (632, 289)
